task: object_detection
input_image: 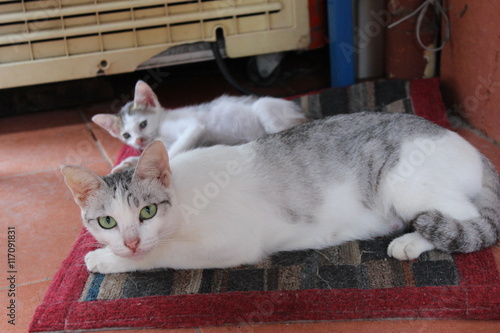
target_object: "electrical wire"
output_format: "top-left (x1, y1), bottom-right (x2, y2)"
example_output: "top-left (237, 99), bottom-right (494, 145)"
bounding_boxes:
top-left (388, 0), bottom-right (450, 52)
top-left (210, 34), bottom-right (259, 96)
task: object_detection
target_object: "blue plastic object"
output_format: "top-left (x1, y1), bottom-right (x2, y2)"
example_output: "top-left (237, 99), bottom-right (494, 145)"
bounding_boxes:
top-left (327, 0), bottom-right (355, 87)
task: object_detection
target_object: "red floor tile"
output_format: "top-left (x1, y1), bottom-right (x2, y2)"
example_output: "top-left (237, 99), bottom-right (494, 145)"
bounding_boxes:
top-left (82, 102), bottom-right (128, 165)
top-left (95, 329), bottom-right (198, 333)
top-left (199, 320), bottom-right (500, 333)
top-left (0, 109), bottom-right (106, 177)
top-left (0, 280), bottom-right (53, 333)
top-left (0, 161), bottom-right (111, 289)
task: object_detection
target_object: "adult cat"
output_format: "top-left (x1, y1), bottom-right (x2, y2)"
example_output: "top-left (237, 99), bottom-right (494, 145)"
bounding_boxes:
top-left (92, 80), bottom-right (307, 171)
top-left (62, 112), bottom-right (500, 274)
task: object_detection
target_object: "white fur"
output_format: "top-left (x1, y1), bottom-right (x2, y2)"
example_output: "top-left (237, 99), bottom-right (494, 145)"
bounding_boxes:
top-left (387, 232), bottom-right (436, 260)
top-left (383, 132), bottom-right (484, 259)
top-left (383, 132), bottom-right (483, 221)
top-left (153, 96), bottom-right (306, 155)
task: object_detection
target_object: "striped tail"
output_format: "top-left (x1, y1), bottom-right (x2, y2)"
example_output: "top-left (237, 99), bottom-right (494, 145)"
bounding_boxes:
top-left (413, 155), bottom-right (500, 253)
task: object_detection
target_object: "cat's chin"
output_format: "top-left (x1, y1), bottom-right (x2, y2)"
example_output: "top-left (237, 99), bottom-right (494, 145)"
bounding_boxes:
top-left (134, 140), bottom-right (152, 151)
top-left (115, 248), bottom-right (152, 259)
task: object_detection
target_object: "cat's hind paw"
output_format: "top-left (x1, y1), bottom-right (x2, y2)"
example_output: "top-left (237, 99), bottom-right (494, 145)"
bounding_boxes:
top-left (387, 232), bottom-right (435, 260)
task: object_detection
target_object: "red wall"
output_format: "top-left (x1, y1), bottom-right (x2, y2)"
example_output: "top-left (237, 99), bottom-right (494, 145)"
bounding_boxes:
top-left (440, 0), bottom-right (500, 143)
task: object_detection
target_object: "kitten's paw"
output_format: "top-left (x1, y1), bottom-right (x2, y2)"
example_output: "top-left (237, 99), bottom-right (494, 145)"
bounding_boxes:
top-left (85, 248), bottom-right (124, 274)
top-left (112, 156), bottom-right (140, 173)
top-left (387, 232), bottom-right (435, 260)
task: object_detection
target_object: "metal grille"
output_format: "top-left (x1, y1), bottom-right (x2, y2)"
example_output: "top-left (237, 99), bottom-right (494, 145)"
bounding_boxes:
top-left (0, 0), bottom-right (310, 88)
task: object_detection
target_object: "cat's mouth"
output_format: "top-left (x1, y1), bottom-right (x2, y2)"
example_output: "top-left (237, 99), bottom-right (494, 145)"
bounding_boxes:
top-left (134, 142), bottom-right (150, 151)
top-left (127, 252), bottom-right (147, 259)
top-left (133, 137), bottom-right (152, 150)
top-left (114, 245), bottom-right (152, 259)
top-left (119, 249), bottom-right (149, 259)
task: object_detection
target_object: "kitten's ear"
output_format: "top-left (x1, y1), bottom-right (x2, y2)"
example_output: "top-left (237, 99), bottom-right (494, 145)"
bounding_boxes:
top-left (133, 141), bottom-right (171, 187)
top-left (61, 166), bottom-right (106, 208)
top-left (92, 114), bottom-right (121, 138)
top-left (133, 80), bottom-right (159, 109)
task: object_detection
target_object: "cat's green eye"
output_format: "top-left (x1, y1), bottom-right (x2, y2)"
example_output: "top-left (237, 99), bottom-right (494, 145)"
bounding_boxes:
top-left (97, 216), bottom-right (117, 229)
top-left (140, 204), bottom-right (157, 221)
top-left (139, 120), bottom-right (148, 129)
top-left (123, 133), bottom-right (131, 140)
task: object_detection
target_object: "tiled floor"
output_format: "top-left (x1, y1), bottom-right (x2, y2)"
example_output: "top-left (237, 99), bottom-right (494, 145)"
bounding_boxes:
top-left (1, 53), bottom-right (500, 332)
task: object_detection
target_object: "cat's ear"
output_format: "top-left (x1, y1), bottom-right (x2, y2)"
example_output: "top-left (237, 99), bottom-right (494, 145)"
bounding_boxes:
top-left (61, 166), bottom-right (106, 208)
top-left (133, 80), bottom-right (159, 109)
top-left (133, 141), bottom-right (171, 187)
top-left (92, 114), bottom-right (121, 138)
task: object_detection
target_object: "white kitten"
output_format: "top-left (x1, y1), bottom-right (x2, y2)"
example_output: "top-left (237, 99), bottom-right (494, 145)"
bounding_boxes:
top-left (92, 81), bottom-right (307, 172)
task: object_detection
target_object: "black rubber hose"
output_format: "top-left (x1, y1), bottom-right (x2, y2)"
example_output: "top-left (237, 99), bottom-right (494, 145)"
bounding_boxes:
top-left (210, 36), bottom-right (259, 96)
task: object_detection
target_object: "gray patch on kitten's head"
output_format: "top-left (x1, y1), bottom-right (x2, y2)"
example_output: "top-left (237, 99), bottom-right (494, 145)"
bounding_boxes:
top-left (115, 101), bottom-right (162, 149)
top-left (120, 100), bottom-right (158, 117)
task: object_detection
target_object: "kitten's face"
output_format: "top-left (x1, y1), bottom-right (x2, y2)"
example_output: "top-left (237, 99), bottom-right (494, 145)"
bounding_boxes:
top-left (83, 170), bottom-right (175, 258)
top-left (62, 141), bottom-right (175, 259)
top-left (119, 102), bottom-right (162, 150)
top-left (92, 80), bottom-right (163, 151)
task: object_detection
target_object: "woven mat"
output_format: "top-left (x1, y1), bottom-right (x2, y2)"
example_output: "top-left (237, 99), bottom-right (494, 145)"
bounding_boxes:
top-left (30, 79), bottom-right (500, 332)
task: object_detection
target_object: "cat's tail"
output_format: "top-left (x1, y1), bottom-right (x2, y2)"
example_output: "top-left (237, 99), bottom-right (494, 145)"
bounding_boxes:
top-left (253, 97), bottom-right (308, 133)
top-left (413, 155), bottom-right (500, 253)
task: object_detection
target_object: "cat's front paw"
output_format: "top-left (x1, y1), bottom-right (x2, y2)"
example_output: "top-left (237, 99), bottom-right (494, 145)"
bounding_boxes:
top-left (387, 232), bottom-right (435, 260)
top-left (111, 156), bottom-right (140, 173)
top-left (84, 248), bottom-right (124, 274)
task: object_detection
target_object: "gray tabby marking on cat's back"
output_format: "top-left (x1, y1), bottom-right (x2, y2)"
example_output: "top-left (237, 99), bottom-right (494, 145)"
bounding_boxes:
top-left (254, 112), bottom-right (444, 212)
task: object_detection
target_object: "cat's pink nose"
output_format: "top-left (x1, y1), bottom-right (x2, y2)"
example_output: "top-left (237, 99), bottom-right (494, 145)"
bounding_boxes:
top-left (125, 238), bottom-right (140, 252)
top-left (135, 138), bottom-right (143, 146)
